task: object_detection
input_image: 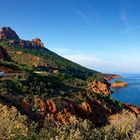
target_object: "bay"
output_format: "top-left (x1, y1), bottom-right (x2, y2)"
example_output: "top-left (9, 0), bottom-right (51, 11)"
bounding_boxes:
top-left (111, 74), bottom-right (140, 107)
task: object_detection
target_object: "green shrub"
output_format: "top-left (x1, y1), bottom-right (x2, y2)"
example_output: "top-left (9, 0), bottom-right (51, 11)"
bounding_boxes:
top-left (114, 80), bottom-right (123, 83)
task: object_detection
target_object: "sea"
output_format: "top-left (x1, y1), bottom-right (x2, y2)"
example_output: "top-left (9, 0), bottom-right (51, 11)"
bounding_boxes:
top-left (111, 74), bottom-right (140, 107)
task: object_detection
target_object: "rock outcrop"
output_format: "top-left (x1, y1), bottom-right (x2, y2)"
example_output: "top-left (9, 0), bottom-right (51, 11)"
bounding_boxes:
top-left (124, 104), bottom-right (140, 116)
top-left (19, 40), bottom-right (31, 48)
top-left (0, 27), bottom-right (19, 40)
top-left (19, 38), bottom-right (44, 48)
top-left (0, 46), bottom-right (11, 61)
top-left (31, 38), bottom-right (44, 48)
top-left (3, 92), bottom-right (140, 128)
top-left (111, 82), bottom-right (128, 88)
top-left (104, 74), bottom-right (122, 81)
top-left (88, 79), bottom-right (112, 95)
top-left (3, 95), bottom-right (114, 125)
top-left (0, 27), bottom-right (45, 49)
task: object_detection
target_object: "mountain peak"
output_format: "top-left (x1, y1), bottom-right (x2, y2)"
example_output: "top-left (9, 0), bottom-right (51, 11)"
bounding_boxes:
top-left (0, 27), bottom-right (20, 40)
top-left (0, 27), bottom-right (45, 48)
top-left (31, 38), bottom-right (44, 48)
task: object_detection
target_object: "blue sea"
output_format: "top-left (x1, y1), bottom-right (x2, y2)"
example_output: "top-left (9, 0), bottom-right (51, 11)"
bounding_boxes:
top-left (111, 74), bottom-right (140, 107)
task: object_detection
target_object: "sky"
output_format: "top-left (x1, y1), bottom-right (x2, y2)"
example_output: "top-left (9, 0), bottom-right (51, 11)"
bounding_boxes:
top-left (0, 0), bottom-right (140, 73)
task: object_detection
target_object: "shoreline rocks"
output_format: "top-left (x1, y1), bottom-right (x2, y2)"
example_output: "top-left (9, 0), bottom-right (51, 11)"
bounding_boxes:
top-left (104, 74), bottom-right (128, 88)
top-left (104, 74), bottom-right (122, 81)
top-left (88, 79), bottom-right (112, 95)
top-left (111, 81), bottom-right (128, 88)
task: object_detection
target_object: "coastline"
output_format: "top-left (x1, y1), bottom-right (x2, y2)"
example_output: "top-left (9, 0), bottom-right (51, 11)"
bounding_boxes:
top-left (104, 74), bottom-right (128, 88)
top-left (104, 74), bottom-right (122, 81)
top-left (111, 82), bottom-right (128, 88)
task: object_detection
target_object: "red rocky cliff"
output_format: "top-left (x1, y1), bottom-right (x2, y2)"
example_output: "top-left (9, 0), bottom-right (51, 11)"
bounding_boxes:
top-left (88, 79), bottom-right (112, 95)
top-left (31, 38), bottom-right (44, 48)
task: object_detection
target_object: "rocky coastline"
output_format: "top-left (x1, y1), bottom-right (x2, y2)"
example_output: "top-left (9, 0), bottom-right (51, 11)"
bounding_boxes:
top-left (111, 81), bottom-right (128, 88)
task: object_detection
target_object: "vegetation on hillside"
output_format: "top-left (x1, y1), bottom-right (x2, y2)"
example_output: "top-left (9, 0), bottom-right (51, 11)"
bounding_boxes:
top-left (0, 38), bottom-right (139, 140)
top-left (0, 105), bottom-right (140, 140)
top-left (0, 39), bottom-right (99, 80)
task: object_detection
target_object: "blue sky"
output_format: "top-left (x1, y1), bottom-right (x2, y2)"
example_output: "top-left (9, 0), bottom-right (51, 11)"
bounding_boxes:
top-left (0, 0), bottom-right (140, 73)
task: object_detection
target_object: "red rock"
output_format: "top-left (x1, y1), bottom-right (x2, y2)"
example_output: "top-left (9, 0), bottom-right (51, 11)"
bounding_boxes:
top-left (111, 82), bottom-right (128, 88)
top-left (104, 74), bottom-right (122, 81)
top-left (20, 38), bottom-right (44, 48)
top-left (20, 40), bottom-right (32, 48)
top-left (46, 99), bottom-right (57, 113)
top-left (0, 27), bottom-right (45, 49)
top-left (21, 99), bottom-right (31, 114)
top-left (88, 80), bottom-right (112, 95)
top-left (81, 101), bottom-right (92, 113)
top-left (39, 99), bottom-right (46, 115)
top-left (124, 104), bottom-right (140, 116)
top-left (31, 38), bottom-right (44, 48)
top-left (0, 27), bottom-right (19, 40)
top-left (3, 94), bottom-right (140, 127)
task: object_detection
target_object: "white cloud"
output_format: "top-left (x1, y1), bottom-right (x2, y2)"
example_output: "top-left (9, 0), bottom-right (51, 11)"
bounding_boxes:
top-left (51, 47), bottom-right (140, 74)
top-left (63, 54), bottom-right (110, 66)
top-left (51, 48), bottom-right (70, 53)
top-left (69, 5), bottom-right (101, 26)
top-left (70, 8), bottom-right (91, 25)
top-left (51, 47), bottom-right (112, 72)
top-left (119, 8), bottom-right (140, 34)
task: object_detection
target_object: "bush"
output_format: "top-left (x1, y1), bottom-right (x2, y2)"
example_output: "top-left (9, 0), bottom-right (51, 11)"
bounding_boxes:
top-left (0, 106), bottom-right (140, 140)
top-left (25, 112), bottom-right (140, 140)
top-left (0, 103), bottom-right (28, 139)
top-left (114, 80), bottom-right (123, 83)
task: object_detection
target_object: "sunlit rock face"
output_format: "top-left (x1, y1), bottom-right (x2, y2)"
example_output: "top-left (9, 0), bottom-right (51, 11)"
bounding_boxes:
top-left (111, 82), bottom-right (128, 88)
top-left (88, 80), bottom-right (112, 95)
top-left (31, 38), bottom-right (45, 48)
top-left (0, 27), bottom-right (45, 49)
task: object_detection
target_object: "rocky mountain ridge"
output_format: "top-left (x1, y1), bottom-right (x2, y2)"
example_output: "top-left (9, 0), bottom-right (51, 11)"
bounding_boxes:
top-left (0, 27), bottom-right (44, 48)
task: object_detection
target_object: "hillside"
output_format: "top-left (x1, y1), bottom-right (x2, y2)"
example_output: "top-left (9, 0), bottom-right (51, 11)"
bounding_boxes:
top-left (0, 27), bottom-right (100, 80)
top-left (0, 27), bottom-right (140, 139)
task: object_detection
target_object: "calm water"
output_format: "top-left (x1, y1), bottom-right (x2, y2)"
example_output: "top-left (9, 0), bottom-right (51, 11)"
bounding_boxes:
top-left (111, 74), bottom-right (140, 107)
